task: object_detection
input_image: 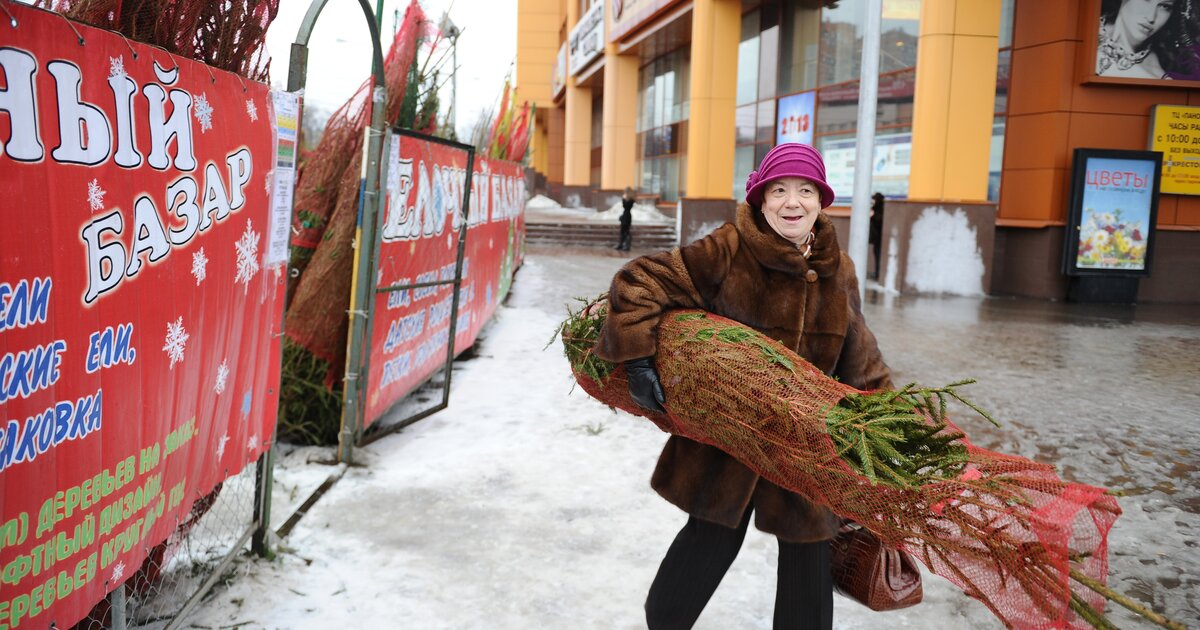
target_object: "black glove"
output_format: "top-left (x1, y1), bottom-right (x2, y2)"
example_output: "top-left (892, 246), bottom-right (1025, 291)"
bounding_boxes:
top-left (625, 357), bottom-right (666, 413)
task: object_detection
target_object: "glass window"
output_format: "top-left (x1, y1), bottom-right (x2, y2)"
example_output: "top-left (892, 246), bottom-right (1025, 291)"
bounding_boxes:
top-left (819, 0), bottom-right (921, 86)
top-left (637, 49), bottom-right (691, 202)
top-left (591, 93), bottom-right (603, 148)
top-left (779, 2), bottom-right (820, 94)
top-left (738, 11), bottom-right (761, 105)
top-left (995, 49), bottom-right (1010, 115)
top-left (736, 104), bottom-right (756, 144)
top-left (756, 100), bottom-right (775, 143)
top-left (758, 23), bottom-right (779, 99)
top-left (734, 145), bottom-right (756, 200)
top-left (999, 0), bottom-right (1015, 49)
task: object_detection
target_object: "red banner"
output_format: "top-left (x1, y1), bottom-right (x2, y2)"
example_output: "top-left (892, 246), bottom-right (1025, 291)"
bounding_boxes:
top-left (0, 5), bottom-right (286, 627)
top-left (365, 134), bottom-right (525, 424)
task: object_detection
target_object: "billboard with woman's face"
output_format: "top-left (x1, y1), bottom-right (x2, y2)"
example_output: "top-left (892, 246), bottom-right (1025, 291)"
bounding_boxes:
top-left (1089, 0), bottom-right (1200, 85)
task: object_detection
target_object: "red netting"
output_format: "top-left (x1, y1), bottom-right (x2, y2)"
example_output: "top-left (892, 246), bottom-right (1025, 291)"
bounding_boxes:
top-left (284, 0), bottom-right (426, 375)
top-left (39, 0), bottom-right (279, 81)
top-left (567, 304), bottom-right (1121, 629)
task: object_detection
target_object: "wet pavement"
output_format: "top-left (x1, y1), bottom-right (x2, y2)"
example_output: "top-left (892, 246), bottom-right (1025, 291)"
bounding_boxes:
top-left (521, 244), bottom-right (1200, 627)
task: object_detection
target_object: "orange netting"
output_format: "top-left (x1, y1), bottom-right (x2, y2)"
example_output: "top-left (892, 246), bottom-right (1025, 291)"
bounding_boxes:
top-left (567, 305), bottom-right (1121, 629)
top-left (284, 0), bottom-right (427, 376)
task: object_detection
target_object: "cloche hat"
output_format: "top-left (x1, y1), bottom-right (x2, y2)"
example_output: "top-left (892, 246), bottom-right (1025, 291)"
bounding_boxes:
top-left (745, 143), bottom-right (836, 208)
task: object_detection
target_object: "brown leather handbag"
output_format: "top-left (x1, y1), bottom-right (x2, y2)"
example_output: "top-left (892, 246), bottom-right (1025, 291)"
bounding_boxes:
top-left (830, 523), bottom-right (923, 611)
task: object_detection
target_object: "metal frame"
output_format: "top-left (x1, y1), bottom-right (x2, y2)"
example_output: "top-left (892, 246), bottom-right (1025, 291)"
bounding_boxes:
top-left (284, 0), bottom-right (388, 466)
top-left (358, 129), bottom-right (476, 446)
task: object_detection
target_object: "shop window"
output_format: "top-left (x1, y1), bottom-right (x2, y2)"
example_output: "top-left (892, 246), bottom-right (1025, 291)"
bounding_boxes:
top-left (637, 46), bottom-right (690, 202)
top-left (737, 11), bottom-right (761, 106)
top-left (819, 0), bottom-right (921, 87)
top-left (779, 2), bottom-right (821, 95)
top-left (591, 94), bottom-right (603, 187)
top-left (990, 0), bottom-right (1015, 202)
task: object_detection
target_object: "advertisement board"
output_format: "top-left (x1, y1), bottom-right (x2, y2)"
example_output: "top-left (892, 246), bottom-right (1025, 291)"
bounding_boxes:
top-left (1062, 149), bottom-right (1162, 276)
top-left (0, 5), bottom-right (286, 627)
top-left (1148, 104), bottom-right (1200, 195)
top-left (365, 133), bottom-right (525, 425)
top-left (820, 132), bottom-right (912, 202)
top-left (776, 91), bottom-right (815, 146)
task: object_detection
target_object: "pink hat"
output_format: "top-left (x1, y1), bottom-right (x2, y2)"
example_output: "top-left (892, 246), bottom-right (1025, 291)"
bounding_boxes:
top-left (745, 143), bottom-right (836, 208)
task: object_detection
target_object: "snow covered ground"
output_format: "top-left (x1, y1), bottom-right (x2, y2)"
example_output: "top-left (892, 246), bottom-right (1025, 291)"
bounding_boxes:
top-left (182, 247), bottom-right (1200, 629)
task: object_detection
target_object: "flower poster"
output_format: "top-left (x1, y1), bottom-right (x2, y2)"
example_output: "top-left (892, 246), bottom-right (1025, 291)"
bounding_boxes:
top-left (1065, 150), bottom-right (1161, 275)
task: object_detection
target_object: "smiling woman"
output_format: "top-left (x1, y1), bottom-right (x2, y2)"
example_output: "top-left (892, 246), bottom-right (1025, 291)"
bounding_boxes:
top-left (1096, 0), bottom-right (1200, 80)
top-left (591, 142), bottom-right (892, 629)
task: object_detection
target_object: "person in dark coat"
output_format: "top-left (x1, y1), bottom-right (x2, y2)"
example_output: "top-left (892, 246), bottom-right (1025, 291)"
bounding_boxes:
top-left (869, 192), bottom-right (885, 279)
top-left (616, 186), bottom-right (635, 251)
top-left (594, 143), bottom-right (892, 629)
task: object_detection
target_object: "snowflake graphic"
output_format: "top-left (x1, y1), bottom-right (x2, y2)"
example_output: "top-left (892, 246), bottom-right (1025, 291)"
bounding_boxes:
top-left (247, 434), bottom-right (259, 451)
top-left (110, 561), bottom-right (126, 584)
top-left (194, 93), bottom-right (214, 133)
top-left (245, 98), bottom-right (258, 121)
top-left (214, 358), bottom-right (229, 394)
top-left (191, 247), bottom-right (208, 285)
top-left (108, 56), bottom-right (127, 80)
top-left (234, 219), bottom-right (261, 292)
top-left (162, 317), bottom-right (188, 368)
top-left (87, 179), bottom-right (106, 212)
top-left (216, 433), bottom-right (230, 459)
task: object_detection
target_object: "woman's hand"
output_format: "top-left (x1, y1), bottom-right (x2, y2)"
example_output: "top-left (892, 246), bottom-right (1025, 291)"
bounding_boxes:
top-left (625, 357), bottom-right (666, 413)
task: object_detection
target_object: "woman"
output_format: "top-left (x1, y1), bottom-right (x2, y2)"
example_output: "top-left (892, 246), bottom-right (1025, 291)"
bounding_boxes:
top-left (616, 186), bottom-right (635, 251)
top-left (1096, 0), bottom-right (1198, 79)
top-left (594, 143), bottom-right (892, 629)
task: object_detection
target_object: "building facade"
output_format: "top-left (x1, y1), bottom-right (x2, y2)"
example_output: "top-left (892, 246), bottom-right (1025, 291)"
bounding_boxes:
top-left (516, 0), bottom-right (1200, 303)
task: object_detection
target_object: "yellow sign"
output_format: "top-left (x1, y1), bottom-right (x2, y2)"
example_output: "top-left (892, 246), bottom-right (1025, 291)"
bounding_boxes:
top-left (1149, 104), bottom-right (1200, 195)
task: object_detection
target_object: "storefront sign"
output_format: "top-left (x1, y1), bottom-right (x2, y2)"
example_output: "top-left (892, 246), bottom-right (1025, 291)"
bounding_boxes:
top-left (0, 5), bottom-right (285, 628)
top-left (1149, 104), bottom-right (1200, 194)
top-left (552, 43), bottom-right (567, 98)
top-left (1063, 149), bottom-right (1161, 276)
top-left (776, 91), bottom-right (815, 146)
top-left (367, 134), bottom-right (526, 424)
top-left (569, 1), bottom-right (605, 76)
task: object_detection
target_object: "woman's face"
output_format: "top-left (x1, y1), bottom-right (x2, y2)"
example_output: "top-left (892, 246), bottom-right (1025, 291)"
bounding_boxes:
top-left (1118, 0), bottom-right (1176, 49)
top-left (760, 177), bottom-right (822, 245)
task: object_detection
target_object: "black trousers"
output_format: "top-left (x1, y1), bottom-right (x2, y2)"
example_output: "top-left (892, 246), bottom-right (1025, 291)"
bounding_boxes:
top-left (617, 227), bottom-right (632, 251)
top-left (645, 508), bottom-right (833, 630)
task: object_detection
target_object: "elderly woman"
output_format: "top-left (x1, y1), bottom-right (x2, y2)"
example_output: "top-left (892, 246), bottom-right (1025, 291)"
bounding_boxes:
top-left (594, 143), bottom-right (892, 629)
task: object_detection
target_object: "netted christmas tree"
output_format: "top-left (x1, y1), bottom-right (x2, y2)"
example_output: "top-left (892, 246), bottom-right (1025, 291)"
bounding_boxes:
top-left (559, 294), bottom-right (1186, 630)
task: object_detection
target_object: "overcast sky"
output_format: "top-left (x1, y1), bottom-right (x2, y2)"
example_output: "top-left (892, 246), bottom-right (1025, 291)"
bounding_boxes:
top-left (264, 0), bottom-right (517, 139)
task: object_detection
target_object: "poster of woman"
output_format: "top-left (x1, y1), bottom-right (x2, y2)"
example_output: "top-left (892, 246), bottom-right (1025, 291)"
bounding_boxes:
top-left (1064, 150), bottom-right (1162, 276)
top-left (1092, 0), bottom-right (1200, 83)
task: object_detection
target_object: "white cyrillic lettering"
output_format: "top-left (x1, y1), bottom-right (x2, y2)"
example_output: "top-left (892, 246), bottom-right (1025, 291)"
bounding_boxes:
top-left (48, 61), bottom-right (111, 166)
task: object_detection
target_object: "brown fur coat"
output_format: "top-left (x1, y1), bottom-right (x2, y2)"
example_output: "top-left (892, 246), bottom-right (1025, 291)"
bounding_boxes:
top-left (594, 202), bottom-right (892, 542)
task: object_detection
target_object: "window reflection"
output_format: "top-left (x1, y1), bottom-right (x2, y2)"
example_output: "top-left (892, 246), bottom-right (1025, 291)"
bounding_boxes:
top-left (638, 47), bottom-right (690, 202)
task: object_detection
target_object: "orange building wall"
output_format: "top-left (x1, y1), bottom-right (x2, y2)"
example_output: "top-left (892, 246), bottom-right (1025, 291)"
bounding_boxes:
top-left (1001, 0), bottom-right (1200, 229)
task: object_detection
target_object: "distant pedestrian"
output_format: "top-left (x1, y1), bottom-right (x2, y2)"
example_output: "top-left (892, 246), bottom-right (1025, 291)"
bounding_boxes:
top-left (616, 187), bottom-right (634, 251)
top-left (869, 192), bottom-right (885, 279)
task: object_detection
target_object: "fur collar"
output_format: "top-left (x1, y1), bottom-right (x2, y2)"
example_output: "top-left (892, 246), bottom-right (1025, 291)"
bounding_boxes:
top-left (734, 202), bottom-right (841, 278)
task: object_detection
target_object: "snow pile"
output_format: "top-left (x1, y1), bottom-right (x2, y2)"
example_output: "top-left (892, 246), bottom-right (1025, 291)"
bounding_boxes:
top-left (525, 194), bottom-right (562, 211)
top-left (589, 201), bottom-right (674, 223)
